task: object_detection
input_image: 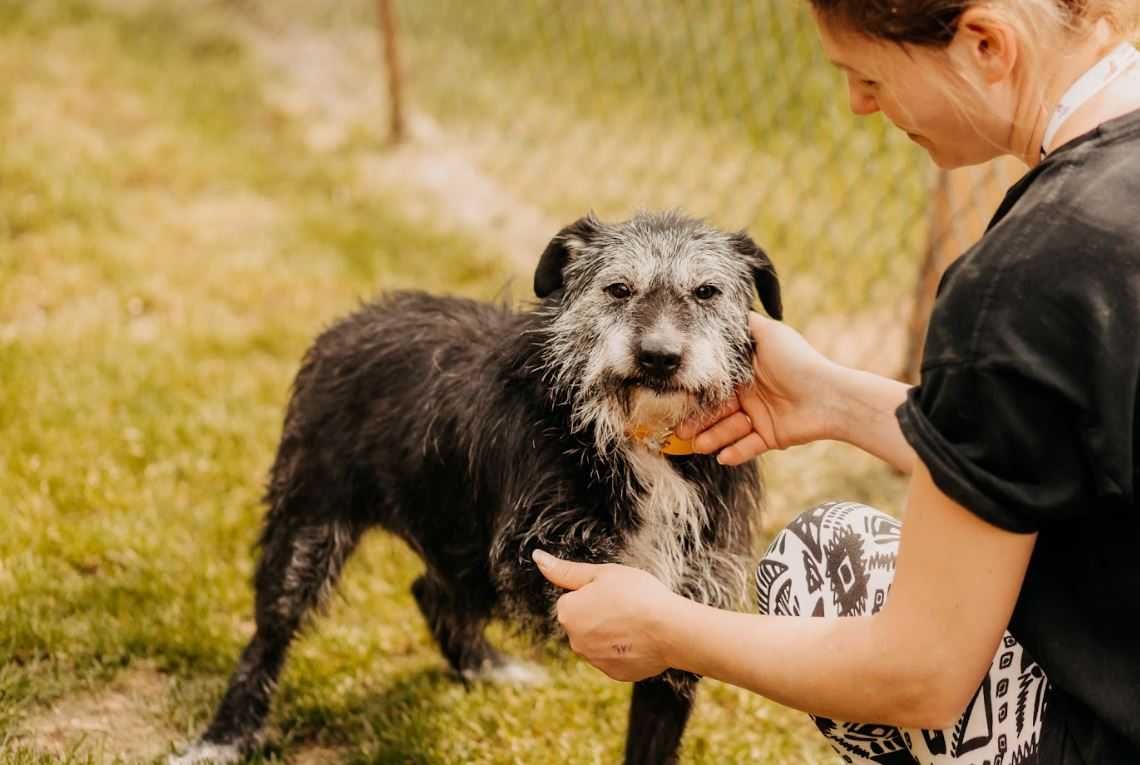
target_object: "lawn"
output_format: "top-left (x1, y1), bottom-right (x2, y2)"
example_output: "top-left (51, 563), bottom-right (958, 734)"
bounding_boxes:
top-left (0, 2), bottom-right (907, 762)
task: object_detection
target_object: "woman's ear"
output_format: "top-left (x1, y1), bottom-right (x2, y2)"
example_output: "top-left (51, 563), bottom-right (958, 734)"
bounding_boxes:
top-left (954, 8), bottom-right (1019, 84)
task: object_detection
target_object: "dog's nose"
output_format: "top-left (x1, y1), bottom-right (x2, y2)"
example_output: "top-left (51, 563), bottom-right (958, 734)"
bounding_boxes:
top-left (637, 345), bottom-right (683, 377)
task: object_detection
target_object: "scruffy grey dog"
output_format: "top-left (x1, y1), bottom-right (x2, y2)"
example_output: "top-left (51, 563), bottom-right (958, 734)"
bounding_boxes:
top-left (171, 210), bottom-right (783, 765)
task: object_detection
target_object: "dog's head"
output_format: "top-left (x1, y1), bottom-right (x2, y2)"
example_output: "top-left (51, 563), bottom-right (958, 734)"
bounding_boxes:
top-left (532, 210), bottom-right (782, 454)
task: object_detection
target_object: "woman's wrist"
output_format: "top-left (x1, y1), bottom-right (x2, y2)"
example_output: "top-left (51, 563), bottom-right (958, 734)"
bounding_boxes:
top-left (811, 360), bottom-right (868, 445)
top-left (822, 363), bottom-right (915, 471)
top-left (652, 592), bottom-right (700, 671)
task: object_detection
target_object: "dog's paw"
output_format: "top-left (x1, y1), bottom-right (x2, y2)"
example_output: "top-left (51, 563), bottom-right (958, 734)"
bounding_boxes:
top-left (461, 657), bottom-right (550, 687)
top-left (167, 740), bottom-right (244, 765)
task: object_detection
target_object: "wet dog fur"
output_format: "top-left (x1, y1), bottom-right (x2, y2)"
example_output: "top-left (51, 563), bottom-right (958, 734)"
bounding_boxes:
top-left (171, 210), bottom-right (783, 765)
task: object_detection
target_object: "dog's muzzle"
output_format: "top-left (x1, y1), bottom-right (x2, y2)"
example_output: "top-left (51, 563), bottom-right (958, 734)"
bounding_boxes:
top-left (637, 347), bottom-right (682, 378)
top-left (635, 334), bottom-right (683, 379)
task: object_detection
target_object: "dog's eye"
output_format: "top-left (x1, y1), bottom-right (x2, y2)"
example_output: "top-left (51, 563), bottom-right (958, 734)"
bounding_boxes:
top-left (604, 283), bottom-right (633, 300)
top-left (693, 284), bottom-right (721, 301)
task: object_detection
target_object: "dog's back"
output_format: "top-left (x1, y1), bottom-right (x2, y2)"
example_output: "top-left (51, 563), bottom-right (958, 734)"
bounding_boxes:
top-left (269, 290), bottom-right (539, 554)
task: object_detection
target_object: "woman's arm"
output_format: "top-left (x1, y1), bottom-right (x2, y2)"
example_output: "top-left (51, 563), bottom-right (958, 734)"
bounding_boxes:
top-left (676, 313), bottom-right (917, 473)
top-left (536, 461), bottom-right (1037, 729)
top-left (822, 364), bottom-right (916, 473)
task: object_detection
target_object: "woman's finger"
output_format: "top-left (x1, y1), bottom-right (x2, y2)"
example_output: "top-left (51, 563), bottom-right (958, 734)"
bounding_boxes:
top-left (748, 310), bottom-right (774, 341)
top-left (736, 384), bottom-right (777, 431)
top-left (716, 432), bottom-right (771, 466)
top-left (533, 550), bottom-right (600, 591)
top-left (692, 412), bottom-right (754, 454)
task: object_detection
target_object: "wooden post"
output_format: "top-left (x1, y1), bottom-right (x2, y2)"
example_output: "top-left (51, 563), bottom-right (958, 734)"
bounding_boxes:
top-left (901, 168), bottom-right (954, 384)
top-left (901, 156), bottom-right (1025, 383)
top-left (377, 0), bottom-right (406, 143)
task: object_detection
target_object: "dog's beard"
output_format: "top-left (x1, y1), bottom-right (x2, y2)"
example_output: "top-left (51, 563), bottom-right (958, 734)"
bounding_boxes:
top-left (540, 320), bottom-right (753, 456)
top-left (570, 373), bottom-right (740, 457)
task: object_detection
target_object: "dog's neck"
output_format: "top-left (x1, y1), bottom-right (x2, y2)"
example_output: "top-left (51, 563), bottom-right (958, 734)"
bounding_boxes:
top-left (624, 390), bottom-right (696, 456)
top-left (626, 423), bottom-right (694, 456)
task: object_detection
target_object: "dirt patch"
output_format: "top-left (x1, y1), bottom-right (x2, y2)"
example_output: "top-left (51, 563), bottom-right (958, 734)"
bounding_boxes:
top-left (14, 661), bottom-right (176, 763)
top-left (291, 745), bottom-right (347, 765)
top-left (356, 111), bottom-right (560, 276)
top-left (240, 21), bottom-right (559, 279)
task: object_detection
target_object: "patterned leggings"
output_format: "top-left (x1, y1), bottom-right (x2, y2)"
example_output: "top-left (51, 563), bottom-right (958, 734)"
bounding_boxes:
top-left (756, 502), bottom-right (1050, 765)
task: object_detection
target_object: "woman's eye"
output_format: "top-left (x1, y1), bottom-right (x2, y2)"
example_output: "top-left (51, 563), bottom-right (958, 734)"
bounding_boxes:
top-left (693, 284), bottom-right (720, 301)
top-left (605, 283), bottom-right (633, 300)
top-left (861, 79), bottom-right (879, 88)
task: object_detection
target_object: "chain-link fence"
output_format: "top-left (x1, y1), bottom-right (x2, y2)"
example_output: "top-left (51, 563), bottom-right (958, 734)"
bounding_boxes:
top-left (375, 0), bottom-right (1026, 380)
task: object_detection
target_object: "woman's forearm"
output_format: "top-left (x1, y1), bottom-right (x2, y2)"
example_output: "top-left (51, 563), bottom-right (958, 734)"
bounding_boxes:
top-left (656, 596), bottom-right (943, 728)
top-left (824, 364), bottom-right (916, 473)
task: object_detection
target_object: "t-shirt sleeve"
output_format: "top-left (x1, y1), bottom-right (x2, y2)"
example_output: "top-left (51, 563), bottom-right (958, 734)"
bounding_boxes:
top-left (896, 361), bottom-right (1091, 533)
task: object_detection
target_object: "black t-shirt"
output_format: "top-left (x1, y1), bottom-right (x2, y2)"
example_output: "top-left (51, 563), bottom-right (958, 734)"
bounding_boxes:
top-left (896, 106), bottom-right (1140, 763)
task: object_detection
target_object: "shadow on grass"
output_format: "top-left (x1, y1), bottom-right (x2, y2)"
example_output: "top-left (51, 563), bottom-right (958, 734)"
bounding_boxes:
top-left (266, 666), bottom-right (467, 765)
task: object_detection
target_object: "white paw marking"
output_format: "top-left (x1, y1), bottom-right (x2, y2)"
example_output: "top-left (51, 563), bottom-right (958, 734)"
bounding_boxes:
top-left (461, 659), bottom-right (550, 687)
top-left (167, 741), bottom-right (243, 765)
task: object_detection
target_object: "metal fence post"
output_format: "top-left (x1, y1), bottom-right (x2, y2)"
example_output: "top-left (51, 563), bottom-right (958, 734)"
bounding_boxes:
top-left (377, 0), bottom-right (406, 143)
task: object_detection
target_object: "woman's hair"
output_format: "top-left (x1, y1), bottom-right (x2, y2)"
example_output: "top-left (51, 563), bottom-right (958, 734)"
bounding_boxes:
top-left (809, 0), bottom-right (1140, 48)
top-left (811, 0), bottom-right (1138, 156)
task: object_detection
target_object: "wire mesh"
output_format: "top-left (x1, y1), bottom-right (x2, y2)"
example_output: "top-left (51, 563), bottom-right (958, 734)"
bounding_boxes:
top-left (387, 0), bottom-right (1025, 378)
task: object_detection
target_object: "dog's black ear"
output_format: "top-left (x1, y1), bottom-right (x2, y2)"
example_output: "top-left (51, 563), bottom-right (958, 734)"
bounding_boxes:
top-left (534, 214), bottom-right (601, 298)
top-left (731, 232), bottom-right (783, 320)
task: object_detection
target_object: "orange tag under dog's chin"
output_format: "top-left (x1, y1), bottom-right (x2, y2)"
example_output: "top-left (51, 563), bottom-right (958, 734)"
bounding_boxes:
top-left (659, 433), bottom-right (695, 456)
top-left (628, 425), bottom-right (695, 456)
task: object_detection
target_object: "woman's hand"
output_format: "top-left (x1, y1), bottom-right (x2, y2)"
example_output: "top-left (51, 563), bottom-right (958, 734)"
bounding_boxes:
top-left (532, 550), bottom-right (678, 682)
top-left (677, 312), bottom-right (843, 465)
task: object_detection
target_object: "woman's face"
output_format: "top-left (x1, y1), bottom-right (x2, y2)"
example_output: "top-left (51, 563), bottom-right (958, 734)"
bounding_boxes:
top-left (812, 14), bottom-right (1010, 168)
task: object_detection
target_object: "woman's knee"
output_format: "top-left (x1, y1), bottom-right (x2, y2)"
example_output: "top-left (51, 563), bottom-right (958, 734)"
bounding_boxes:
top-left (756, 501), bottom-right (901, 618)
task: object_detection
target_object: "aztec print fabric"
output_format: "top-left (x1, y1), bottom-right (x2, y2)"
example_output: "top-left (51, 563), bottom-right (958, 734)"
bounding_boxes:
top-left (756, 501), bottom-right (1049, 765)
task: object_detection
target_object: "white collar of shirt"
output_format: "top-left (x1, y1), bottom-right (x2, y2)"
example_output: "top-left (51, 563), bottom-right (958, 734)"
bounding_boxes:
top-left (1041, 42), bottom-right (1140, 159)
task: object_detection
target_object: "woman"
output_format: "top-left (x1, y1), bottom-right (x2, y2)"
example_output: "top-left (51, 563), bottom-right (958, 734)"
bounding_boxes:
top-left (534, 1), bottom-right (1140, 762)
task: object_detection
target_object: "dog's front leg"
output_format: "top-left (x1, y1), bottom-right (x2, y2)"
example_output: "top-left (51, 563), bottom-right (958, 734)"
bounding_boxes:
top-left (623, 670), bottom-right (698, 765)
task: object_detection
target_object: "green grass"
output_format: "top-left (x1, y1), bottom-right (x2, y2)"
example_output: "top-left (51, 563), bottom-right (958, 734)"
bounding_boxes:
top-left (0, 1), bottom-right (907, 762)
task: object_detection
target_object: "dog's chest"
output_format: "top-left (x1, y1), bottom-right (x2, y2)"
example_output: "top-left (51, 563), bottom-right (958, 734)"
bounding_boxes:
top-left (617, 449), bottom-right (708, 594)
